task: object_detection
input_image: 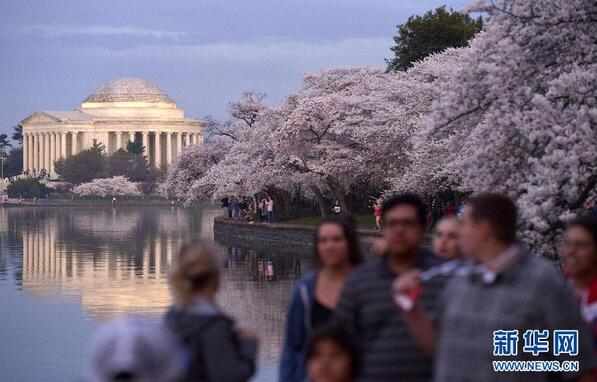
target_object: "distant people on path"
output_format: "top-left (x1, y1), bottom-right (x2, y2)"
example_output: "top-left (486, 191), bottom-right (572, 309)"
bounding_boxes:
top-left (373, 198), bottom-right (382, 231)
top-left (259, 197), bottom-right (268, 222)
top-left (584, 198), bottom-right (597, 218)
top-left (280, 216), bottom-right (363, 382)
top-left (165, 241), bottom-right (258, 382)
top-left (335, 193), bottom-right (445, 382)
top-left (432, 215), bottom-right (462, 260)
top-left (455, 200), bottom-right (465, 217)
top-left (333, 201), bottom-right (342, 215)
top-left (221, 196), bottom-right (230, 219)
top-left (443, 202), bottom-right (455, 216)
top-left (562, 216), bottom-right (597, 351)
top-left (393, 193), bottom-right (597, 382)
top-left (306, 321), bottom-right (361, 382)
top-left (231, 196), bottom-right (239, 219)
top-left (266, 196), bottom-right (274, 223)
top-left (84, 317), bottom-right (185, 382)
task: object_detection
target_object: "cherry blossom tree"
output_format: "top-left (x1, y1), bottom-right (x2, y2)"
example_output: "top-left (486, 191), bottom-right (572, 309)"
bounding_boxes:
top-left (420, 0), bottom-right (596, 257)
top-left (385, 47), bottom-right (467, 197)
top-left (163, 91), bottom-right (268, 205)
top-left (161, 138), bottom-right (228, 202)
top-left (73, 176), bottom-right (141, 197)
top-left (273, 67), bottom-right (420, 214)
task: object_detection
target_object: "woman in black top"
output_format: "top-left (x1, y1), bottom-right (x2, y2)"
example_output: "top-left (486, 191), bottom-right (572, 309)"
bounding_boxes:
top-left (280, 216), bottom-right (363, 382)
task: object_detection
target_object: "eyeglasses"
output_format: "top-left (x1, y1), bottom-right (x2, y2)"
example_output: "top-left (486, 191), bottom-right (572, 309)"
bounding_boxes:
top-left (384, 218), bottom-right (421, 230)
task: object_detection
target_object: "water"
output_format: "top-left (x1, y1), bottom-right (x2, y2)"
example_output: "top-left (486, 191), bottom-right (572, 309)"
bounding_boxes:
top-left (0, 206), bottom-right (311, 381)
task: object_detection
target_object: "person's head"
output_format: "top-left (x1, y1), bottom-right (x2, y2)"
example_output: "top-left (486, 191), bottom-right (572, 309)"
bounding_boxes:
top-left (381, 193), bottom-right (427, 256)
top-left (459, 193), bottom-right (517, 259)
top-left (169, 241), bottom-right (220, 304)
top-left (433, 215), bottom-right (461, 260)
top-left (306, 321), bottom-right (360, 382)
top-left (85, 318), bottom-right (184, 382)
top-left (561, 216), bottom-right (597, 280)
top-left (314, 216), bottom-right (363, 269)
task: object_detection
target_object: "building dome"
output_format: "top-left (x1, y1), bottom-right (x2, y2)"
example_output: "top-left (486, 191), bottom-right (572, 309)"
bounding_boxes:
top-left (83, 77), bottom-right (174, 103)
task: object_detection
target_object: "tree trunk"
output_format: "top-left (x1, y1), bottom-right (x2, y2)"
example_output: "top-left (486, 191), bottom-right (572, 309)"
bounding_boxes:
top-left (325, 176), bottom-right (350, 215)
top-left (277, 188), bottom-right (292, 219)
top-left (310, 185), bottom-right (327, 217)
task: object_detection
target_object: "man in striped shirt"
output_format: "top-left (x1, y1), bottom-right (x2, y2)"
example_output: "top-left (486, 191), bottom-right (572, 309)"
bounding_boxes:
top-left (335, 193), bottom-right (445, 381)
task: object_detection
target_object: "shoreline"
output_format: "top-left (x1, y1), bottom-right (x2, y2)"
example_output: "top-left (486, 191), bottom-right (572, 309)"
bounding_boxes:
top-left (213, 216), bottom-right (381, 255)
top-left (1, 199), bottom-right (185, 207)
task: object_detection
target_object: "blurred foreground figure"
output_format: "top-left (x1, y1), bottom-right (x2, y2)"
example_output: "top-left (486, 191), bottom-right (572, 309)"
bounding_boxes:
top-left (280, 216), bottom-right (363, 382)
top-left (562, 216), bottom-right (597, 350)
top-left (165, 241), bottom-right (258, 382)
top-left (393, 193), bottom-right (596, 382)
top-left (84, 317), bottom-right (185, 382)
top-left (306, 321), bottom-right (360, 382)
top-left (432, 215), bottom-right (462, 260)
top-left (336, 194), bottom-right (445, 382)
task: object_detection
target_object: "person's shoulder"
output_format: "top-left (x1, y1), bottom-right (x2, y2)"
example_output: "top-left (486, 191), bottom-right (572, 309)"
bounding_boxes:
top-left (297, 271), bottom-right (318, 286)
top-left (420, 249), bottom-right (445, 269)
top-left (349, 258), bottom-right (382, 279)
top-left (523, 253), bottom-right (565, 284)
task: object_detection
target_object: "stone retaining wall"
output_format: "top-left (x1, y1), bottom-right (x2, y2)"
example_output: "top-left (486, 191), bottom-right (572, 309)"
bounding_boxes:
top-left (213, 217), bottom-right (380, 255)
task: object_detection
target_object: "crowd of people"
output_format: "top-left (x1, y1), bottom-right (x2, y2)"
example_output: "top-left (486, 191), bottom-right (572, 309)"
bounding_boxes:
top-left (83, 192), bottom-right (597, 382)
top-left (220, 195), bottom-right (275, 223)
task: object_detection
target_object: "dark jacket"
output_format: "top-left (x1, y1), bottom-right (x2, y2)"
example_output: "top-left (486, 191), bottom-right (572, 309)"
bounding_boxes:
top-left (165, 299), bottom-right (257, 382)
top-left (279, 271), bottom-right (318, 382)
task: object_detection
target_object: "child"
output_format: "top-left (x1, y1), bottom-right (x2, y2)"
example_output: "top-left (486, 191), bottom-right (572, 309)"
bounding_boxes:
top-left (306, 321), bottom-right (360, 382)
top-left (164, 241), bottom-right (258, 382)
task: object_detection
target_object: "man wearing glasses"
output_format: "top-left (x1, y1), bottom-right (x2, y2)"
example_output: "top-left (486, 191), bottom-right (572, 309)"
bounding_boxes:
top-left (335, 193), bottom-right (445, 382)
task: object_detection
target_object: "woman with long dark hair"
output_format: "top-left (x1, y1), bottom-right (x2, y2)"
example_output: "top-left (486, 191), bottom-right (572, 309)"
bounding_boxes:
top-left (279, 216), bottom-right (363, 382)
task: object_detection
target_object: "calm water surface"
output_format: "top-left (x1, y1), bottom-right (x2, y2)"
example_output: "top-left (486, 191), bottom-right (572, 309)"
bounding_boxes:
top-left (0, 206), bottom-right (311, 381)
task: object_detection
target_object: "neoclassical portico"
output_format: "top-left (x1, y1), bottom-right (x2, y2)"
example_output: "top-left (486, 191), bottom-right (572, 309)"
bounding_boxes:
top-left (20, 77), bottom-right (202, 176)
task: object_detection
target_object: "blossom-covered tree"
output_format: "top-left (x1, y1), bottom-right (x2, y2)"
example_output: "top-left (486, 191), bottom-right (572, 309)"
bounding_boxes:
top-left (420, 0), bottom-right (596, 257)
top-left (162, 138), bottom-right (229, 203)
top-left (274, 67), bottom-right (422, 213)
top-left (388, 47), bottom-right (468, 197)
top-left (163, 91), bottom-right (267, 204)
top-left (72, 176), bottom-right (141, 197)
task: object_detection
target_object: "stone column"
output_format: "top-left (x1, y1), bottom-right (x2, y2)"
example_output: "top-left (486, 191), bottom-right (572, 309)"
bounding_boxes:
top-left (37, 133), bottom-right (42, 171)
top-left (154, 132), bottom-right (161, 168)
top-left (72, 132), bottom-right (78, 155)
top-left (189, 133), bottom-right (194, 145)
top-left (166, 132), bottom-right (172, 165)
top-left (115, 131), bottom-right (122, 151)
top-left (23, 134), bottom-right (28, 172)
top-left (50, 133), bottom-right (56, 174)
top-left (142, 131), bottom-right (149, 160)
top-left (33, 133), bottom-right (38, 172)
top-left (176, 132), bottom-right (182, 158)
top-left (61, 132), bottom-right (67, 159)
top-left (41, 133), bottom-right (47, 171)
top-left (30, 134), bottom-right (34, 171)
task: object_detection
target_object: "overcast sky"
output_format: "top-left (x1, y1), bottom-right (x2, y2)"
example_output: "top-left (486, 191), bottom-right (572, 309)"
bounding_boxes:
top-left (0, 0), bottom-right (471, 138)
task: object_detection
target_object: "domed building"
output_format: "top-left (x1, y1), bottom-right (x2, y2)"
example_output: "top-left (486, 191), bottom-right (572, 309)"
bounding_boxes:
top-left (20, 77), bottom-right (202, 176)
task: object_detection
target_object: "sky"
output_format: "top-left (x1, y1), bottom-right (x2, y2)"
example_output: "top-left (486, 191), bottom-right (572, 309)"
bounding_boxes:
top-left (0, 0), bottom-right (471, 139)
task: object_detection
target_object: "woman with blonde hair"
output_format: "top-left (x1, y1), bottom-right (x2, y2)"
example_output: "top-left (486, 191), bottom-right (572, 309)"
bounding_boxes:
top-left (164, 241), bottom-right (258, 382)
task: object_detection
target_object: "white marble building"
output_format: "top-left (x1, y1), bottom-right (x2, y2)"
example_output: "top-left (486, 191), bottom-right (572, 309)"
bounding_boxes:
top-left (20, 77), bottom-right (202, 175)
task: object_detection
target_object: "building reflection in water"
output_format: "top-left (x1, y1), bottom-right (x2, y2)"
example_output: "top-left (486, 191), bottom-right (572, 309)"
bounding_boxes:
top-left (0, 206), bottom-right (310, 362)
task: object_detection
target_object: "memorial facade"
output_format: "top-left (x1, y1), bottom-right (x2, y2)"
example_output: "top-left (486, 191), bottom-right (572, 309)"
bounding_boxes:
top-left (20, 77), bottom-right (202, 176)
